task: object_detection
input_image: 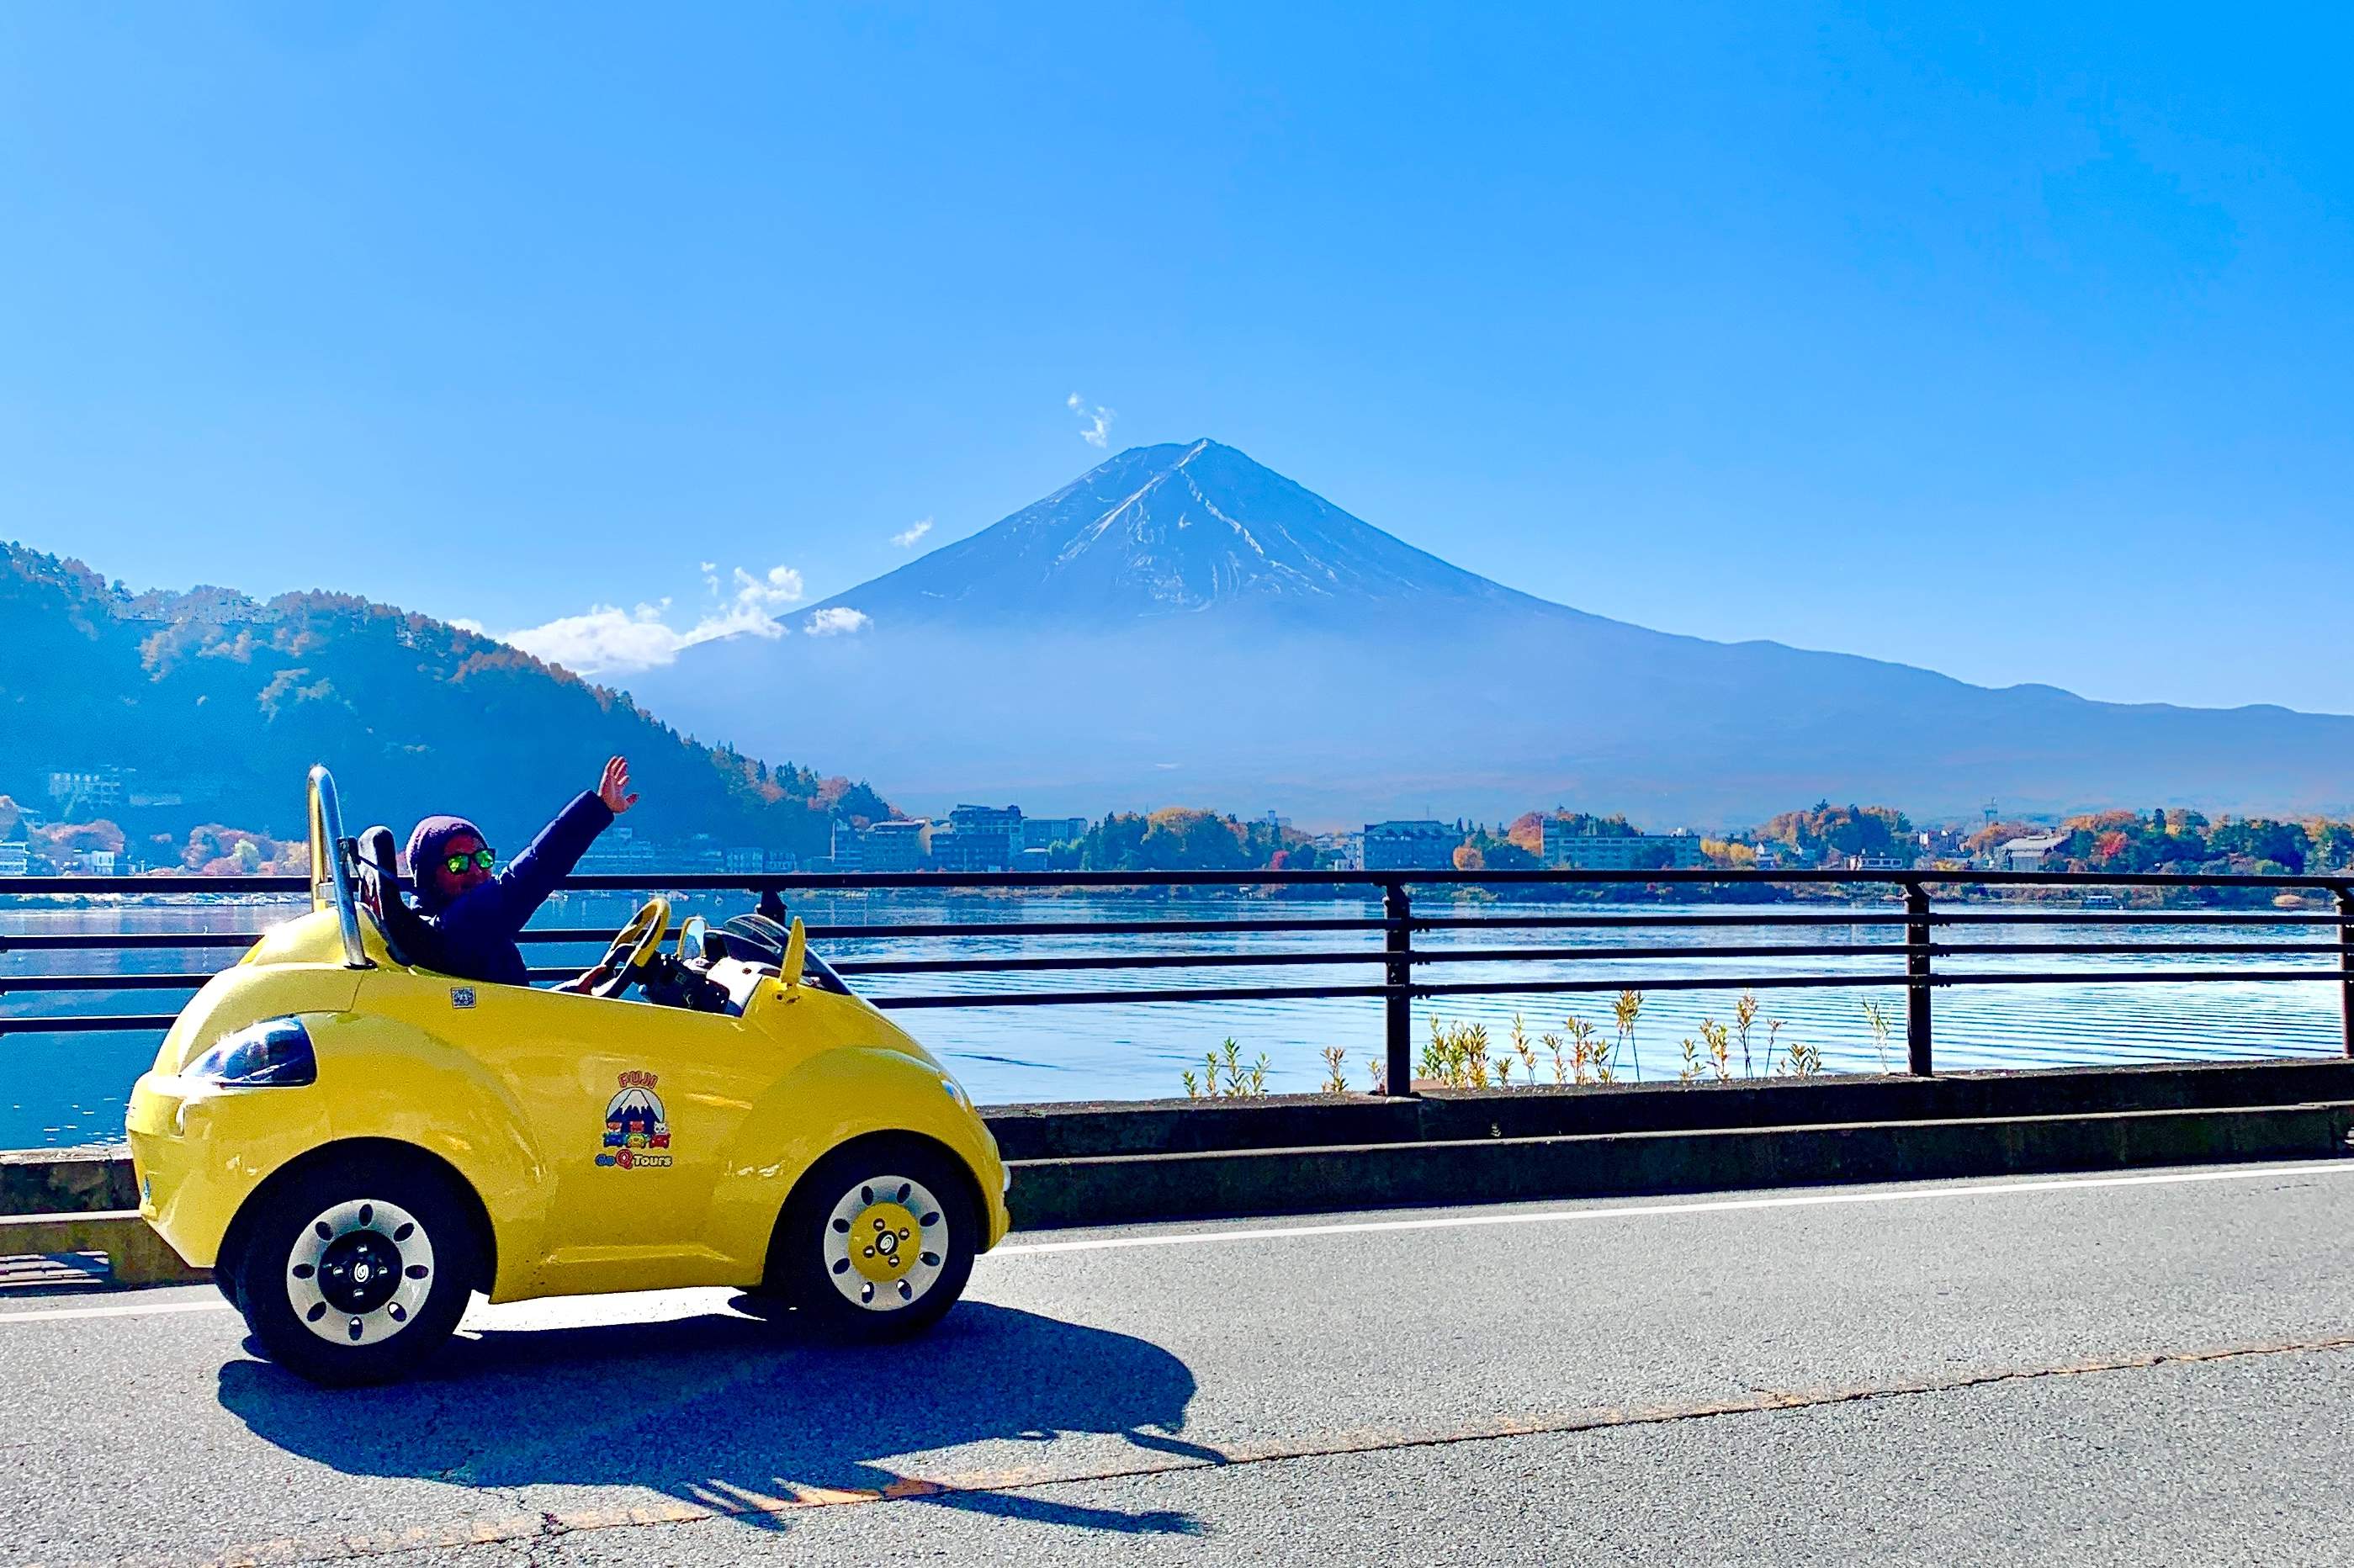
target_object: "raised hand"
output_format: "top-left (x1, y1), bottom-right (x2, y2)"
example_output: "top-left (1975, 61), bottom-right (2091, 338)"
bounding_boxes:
top-left (597, 755), bottom-right (639, 814)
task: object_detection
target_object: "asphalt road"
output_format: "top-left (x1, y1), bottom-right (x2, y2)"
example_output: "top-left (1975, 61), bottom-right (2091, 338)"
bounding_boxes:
top-left (8, 1159), bottom-right (2354, 1566)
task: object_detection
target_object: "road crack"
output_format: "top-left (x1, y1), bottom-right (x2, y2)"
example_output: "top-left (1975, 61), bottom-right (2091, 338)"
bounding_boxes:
top-left (172, 1331), bottom-right (2354, 1568)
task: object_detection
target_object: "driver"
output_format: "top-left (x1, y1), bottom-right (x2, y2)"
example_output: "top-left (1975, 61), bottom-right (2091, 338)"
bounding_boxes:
top-left (405, 756), bottom-right (640, 993)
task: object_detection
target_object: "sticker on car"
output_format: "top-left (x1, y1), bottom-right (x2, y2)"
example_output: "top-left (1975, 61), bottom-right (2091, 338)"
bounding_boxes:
top-left (596, 1069), bottom-right (673, 1169)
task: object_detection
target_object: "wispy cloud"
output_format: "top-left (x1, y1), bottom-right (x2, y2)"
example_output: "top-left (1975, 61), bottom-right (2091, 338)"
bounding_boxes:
top-left (502, 562), bottom-right (807, 675)
top-left (891, 516), bottom-right (934, 549)
top-left (1067, 392), bottom-right (1116, 448)
top-left (804, 607), bottom-right (872, 637)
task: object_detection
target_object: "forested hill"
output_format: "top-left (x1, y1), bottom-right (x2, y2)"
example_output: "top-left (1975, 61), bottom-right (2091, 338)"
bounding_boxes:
top-left (0, 543), bottom-right (893, 863)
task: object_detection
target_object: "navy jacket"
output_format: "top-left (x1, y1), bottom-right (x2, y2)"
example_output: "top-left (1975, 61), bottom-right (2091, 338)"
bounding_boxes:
top-left (417, 792), bottom-right (614, 988)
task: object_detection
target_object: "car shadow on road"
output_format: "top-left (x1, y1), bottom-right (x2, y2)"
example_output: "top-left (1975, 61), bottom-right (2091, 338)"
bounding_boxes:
top-left (217, 1300), bottom-right (1210, 1538)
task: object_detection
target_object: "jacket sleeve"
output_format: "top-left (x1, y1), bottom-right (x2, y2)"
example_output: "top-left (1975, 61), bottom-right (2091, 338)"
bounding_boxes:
top-left (486, 792), bottom-right (615, 931)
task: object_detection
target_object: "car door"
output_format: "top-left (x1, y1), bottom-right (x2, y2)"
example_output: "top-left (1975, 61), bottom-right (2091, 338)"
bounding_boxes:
top-left (459, 981), bottom-right (771, 1295)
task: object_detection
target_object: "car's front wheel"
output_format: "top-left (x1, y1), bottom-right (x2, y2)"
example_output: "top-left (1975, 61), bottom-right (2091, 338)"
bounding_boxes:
top-left (232, 1151), bottom-right (480, 1386)
top-left (768, 1136), bottom-right (978, 1340)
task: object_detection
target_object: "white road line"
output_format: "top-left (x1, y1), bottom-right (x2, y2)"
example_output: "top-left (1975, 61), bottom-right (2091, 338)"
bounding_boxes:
top-left (988, 1160), bottom-right (2354, 1257)
top-left (4, 1159), bottom-right (2350, 1325)
top-left (0, 1297), bottom-right (232, 1325)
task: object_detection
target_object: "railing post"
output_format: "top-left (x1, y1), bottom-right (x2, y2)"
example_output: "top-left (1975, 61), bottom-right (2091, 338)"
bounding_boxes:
top-left (1904, 882), bottom-right (1933, 1076)
top-left (2337, 889), bottom-right (2354, 1059)
top-left (1383, 881), bottom-right (1415, 1096)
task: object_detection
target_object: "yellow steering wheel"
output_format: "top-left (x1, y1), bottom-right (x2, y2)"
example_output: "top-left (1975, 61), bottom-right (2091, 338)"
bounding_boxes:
top-left (591, 896), bottom-right (671, 999)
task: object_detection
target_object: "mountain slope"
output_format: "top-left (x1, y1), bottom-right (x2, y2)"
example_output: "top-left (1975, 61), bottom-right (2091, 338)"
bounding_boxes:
top-left (809, 439), bottom-right (1569, 627)
top-left (0, 543), bottom-right (890, 858)
top-left (636, 441), bottom-right (2354, 825)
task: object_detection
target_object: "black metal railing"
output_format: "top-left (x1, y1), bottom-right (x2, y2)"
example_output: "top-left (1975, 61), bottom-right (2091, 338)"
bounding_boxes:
top-left (3, 867), bottom-right (2351, 1095)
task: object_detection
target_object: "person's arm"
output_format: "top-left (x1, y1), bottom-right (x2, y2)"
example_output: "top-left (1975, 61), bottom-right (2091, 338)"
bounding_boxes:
top-left (487, 756), bottom-right (639, 930)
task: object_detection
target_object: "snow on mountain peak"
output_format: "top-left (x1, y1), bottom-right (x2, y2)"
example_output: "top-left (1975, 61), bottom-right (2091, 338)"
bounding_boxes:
top-left (809, 439), bottom-right (1540, 628)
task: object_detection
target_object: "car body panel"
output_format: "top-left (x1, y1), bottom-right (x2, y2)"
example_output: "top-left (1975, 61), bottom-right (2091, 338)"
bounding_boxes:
top-left (128, 906), bottom-right (1010, 1300)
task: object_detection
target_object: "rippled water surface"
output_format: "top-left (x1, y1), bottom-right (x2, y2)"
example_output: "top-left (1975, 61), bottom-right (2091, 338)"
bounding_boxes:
top-left (4, 892), bottom-right (2341, 1149)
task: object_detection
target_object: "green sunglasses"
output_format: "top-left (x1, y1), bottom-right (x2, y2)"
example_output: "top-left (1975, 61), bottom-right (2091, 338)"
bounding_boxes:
top-left (442, 848), bottom-right (496, 875)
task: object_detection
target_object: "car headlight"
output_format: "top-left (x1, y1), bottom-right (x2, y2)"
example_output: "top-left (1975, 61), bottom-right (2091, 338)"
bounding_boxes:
top-left (188, 1016), bottom-right (318, 1088)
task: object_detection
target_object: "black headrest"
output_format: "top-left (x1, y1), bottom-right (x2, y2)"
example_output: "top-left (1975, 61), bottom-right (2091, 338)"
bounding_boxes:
top-left (355, 824), bottom-right (442, 972)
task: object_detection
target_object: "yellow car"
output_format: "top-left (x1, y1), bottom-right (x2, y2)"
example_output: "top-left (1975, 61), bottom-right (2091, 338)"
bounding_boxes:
top-left (125, 768), bottom-right (1010, 1385)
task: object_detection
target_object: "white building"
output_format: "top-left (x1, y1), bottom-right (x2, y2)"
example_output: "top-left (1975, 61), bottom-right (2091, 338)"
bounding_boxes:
top-left (1992, 833), bottom-right (2071, 871)
top-left (861, 819), bottom-right (930, 872)
top-left (1538, 819), bottom-right (1706, 871)
top-left (47, 769), bottom-right (121, 813)
top-left (1312, 832), bottom-right (1363, 871)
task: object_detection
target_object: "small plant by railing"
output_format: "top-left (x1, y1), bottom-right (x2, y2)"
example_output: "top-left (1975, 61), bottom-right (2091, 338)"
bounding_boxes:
top-left (1288, 988), bottom-right (1823, 1095)
top-left (1861, 998), bottom-right (1895, 1073)
top-left (1182, 1036), bottom-right (1271, 1099)
top-left (1613, 989), bottom-right (1644, 1082)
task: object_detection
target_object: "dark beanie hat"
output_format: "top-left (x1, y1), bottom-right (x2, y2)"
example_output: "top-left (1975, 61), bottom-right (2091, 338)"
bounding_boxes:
top-left (406, 815), bottom-right (485, 910)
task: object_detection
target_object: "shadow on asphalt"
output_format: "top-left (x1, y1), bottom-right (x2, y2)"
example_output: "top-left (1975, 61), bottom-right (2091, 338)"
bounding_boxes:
top-left (216, 1301), bottom-right (1207, 1538)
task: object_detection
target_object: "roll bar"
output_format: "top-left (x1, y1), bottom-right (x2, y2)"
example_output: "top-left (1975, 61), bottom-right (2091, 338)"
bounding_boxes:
top-left (305, 765), bottom-right (372, 970)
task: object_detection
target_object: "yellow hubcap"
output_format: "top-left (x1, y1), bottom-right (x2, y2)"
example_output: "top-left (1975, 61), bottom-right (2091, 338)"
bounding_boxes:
top-left (847, 1200), bottom-right (921, 1284)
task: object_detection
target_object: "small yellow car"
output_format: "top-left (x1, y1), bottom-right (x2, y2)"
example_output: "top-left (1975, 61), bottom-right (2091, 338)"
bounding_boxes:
top-left (126, 768), bottom-right (1010, 1385)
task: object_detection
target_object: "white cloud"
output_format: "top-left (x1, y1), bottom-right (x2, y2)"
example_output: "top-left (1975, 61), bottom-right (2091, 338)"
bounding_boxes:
top-left (730, 564), bottom-right (804, 608)
top-left (891, 516), bottom-right (934, 549)
top-left (501, 562), bottom-right (808, 675)
top-left (1067, 392), bottom-right (1116, 448)
top-left (448, 617), bottom-right (486, 634)
top-left (803, 607), bottom-right (872, 637)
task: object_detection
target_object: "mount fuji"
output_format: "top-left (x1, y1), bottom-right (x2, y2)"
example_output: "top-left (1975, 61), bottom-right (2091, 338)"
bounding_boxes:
top-left (630, 441), bottom-right (2354, 826)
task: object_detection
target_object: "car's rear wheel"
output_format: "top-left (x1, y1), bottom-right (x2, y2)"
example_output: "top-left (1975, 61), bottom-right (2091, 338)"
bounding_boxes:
top-left (233, 1151), bottom-right (480, 1386)
top-left (768, 1136), bottom-right (977, 1340)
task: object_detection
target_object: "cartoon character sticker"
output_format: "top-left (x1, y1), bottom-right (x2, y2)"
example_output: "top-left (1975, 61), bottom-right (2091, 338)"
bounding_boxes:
top-left (595, 1069), bottom-right (673, 1169)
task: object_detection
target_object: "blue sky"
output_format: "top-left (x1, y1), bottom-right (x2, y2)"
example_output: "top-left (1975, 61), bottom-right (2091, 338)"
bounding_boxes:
top-left (3, 3), bottom-right (2348, 710)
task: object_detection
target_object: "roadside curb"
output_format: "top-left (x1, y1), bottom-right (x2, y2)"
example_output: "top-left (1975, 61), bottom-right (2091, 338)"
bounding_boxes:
top-left (1005, 1101), bottom-right (2354, 1228)
top-left (10, 1059), bottom-right (2352, 1290)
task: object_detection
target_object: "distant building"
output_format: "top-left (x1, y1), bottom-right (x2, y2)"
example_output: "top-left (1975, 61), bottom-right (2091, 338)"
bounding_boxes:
top-left (77, 849), bottom-right (119, 877)
top-left (574, 826), bottom-right (657, 876)
top-left (861, 819), bottom-right (930, 872)
top-left (1842, 852), bottom-right (1910, 872)
top-left (47, 769), bottom-right (121, 813)
top-left (1021, 816), bottom-right (1087, 851)
top-left (1314, 831), bottom-right (1364, 871)
top-left (724, 846), bottom-right (766, 877)
top-left (1993, 833), bottom-right (2071, 871)
top-left (1362, 819), bottom-right (1458, 871)
top-left (0, 841), bottom-right (28, 877)
top-left (945, 804), bottom-right (1022, 871)
top-left (830, 818), bottom-right (864, 871)
top-left (1015, 846), bottom-right (1052, 871)
top-left (1538, 818), bottom-right (1706, 871)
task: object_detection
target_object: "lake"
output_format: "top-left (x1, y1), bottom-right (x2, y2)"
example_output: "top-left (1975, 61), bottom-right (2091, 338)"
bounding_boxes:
top-left (3, 891), bottom-right (2341, 1150)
